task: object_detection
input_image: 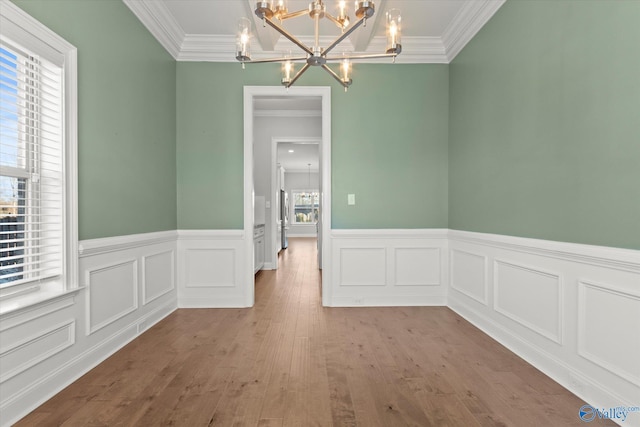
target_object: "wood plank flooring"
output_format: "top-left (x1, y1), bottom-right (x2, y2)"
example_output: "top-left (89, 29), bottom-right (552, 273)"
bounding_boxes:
top-left (16, 237), bottom-right (615, 426)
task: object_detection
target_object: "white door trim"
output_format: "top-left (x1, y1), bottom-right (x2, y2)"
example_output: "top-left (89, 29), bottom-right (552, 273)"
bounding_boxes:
top-left (243, 86), bottom-right (332, 307)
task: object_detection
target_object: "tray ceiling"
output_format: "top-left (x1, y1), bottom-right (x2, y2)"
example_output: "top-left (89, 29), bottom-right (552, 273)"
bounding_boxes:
top-left (123, 0), bottom-right (505, 63)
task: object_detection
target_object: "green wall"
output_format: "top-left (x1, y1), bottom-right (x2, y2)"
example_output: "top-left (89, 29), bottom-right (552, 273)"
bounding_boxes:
top-left (177, 63), bottom-right (449, 229)
top-left (13, 0), bottom-right (637, 249)
top-left (449, 0), bottom-right (640, 250)
top-left (12, 0), bottom-right (177, 240)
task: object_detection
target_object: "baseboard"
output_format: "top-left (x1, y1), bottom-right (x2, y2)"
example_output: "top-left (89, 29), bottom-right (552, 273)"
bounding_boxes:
top-left (178, 296), bottom-right (248, 308)
top-left (330, 295), bottom-right (447, 307)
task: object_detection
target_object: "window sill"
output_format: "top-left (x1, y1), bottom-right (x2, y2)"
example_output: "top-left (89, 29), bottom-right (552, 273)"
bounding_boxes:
top-left (0, 286), bottom-right (83, 318)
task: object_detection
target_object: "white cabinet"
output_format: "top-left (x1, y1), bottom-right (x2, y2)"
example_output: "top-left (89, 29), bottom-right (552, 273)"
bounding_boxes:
top-left (254, 225), bottom-right (265, 273)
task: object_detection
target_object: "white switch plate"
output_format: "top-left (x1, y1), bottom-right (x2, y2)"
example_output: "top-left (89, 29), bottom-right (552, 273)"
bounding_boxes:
top-left (348, 194), bottom-right (356, 205)
top-left (265, 201), bottom-right (271, 209)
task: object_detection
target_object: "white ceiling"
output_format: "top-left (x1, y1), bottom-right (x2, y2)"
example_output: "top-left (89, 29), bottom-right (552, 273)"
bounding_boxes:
top-left (123, 0), bottom-right (505, 63)
top-left (277, 142), bottom-right (320, 172)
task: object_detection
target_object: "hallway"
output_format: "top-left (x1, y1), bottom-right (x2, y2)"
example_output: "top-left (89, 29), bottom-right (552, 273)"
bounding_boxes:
top-left (16, 238), bottom-right (614, 426)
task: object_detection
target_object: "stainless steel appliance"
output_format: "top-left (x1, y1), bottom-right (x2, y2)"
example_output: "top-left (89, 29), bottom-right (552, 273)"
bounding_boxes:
top-left (280, 189), bottom-right (288, 249)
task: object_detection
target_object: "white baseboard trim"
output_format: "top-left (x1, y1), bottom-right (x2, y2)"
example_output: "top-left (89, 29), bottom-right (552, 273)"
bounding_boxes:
top-left (178, 296), bottom-right (248, 308)
top-left (331, 295), bottom-right (447, 307)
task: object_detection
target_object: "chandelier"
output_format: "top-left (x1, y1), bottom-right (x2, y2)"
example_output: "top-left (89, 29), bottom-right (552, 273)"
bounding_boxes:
top-left (236, 1), bottom-right (402, 91)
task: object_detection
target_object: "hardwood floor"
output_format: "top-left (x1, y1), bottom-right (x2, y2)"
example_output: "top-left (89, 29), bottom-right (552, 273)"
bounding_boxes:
top-left (16, 237), bottom-right (615, 426)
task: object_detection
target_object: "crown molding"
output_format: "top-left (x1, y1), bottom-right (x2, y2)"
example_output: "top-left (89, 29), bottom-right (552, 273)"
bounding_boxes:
top-left (178, 34), bottom-right (447, 64)
top-left (123, 0), bottom-right (184, 59)
top-left (442, 0), bottom-right (506, 62)
top-left (123, 0), bottom-right (506, 64)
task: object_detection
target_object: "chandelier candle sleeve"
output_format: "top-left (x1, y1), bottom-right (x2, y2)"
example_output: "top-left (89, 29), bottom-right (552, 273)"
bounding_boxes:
top-left (282, 58), bottom-right (295, 86)
top-left (236, 17), bottom-right (251, 61)
top-left (386, 8), bottom-right (401, 54)
top-left (340, 54), bottom-right (352, 85)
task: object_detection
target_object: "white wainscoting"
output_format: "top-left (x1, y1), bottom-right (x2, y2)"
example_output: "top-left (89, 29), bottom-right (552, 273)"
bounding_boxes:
top-left (447, 230), bottom-right (640, 417)
top-left (177, 230), bottom-right (247, 307)
top-left (329, 229), bottom-right (448, 306)
top-left (2, 227), bottom-right (638, 426)
top-left (0, 231), bottom-right (177, 427)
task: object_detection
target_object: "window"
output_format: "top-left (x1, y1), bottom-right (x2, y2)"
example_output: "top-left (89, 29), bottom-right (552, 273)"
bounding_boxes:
top-left (291, 190), bottom-right (319, 224)
top-left (0, 2), bottom-right (77, 299)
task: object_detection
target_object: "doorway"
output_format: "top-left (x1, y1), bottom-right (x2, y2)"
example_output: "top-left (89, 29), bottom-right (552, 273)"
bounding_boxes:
top-left (272, 139), bottom-right (320, 271)
top-left (243, 86), bottom-right (332, 308)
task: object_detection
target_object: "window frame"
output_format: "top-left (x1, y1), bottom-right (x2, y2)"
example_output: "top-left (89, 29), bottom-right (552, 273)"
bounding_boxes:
top-left (0, 0), bottom-right (78, 305)
top-left (290, 189), bottom-right (319, 225)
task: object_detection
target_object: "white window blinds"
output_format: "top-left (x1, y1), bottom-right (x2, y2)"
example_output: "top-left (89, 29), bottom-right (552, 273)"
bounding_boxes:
top-left (0, 40), bottom-right (64, 288)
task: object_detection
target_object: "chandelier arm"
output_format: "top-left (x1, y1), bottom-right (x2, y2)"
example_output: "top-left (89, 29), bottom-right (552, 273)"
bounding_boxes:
top-left (240, 56), bottom-right (308, 64)
top-left (321, 64), bottom-right (349, 89)
top-left (285, 63), bottom-right (311, 88)
top-left (265, 18), bottom-right (313, 56)
top-left (325, 53), bottom-right (399, 61)
top-left (325, 13), bottom-right (345, 30)
top-left (278, 9), bottom-right (308, 21)
top-left (322, 16), bottom-right (366, 56)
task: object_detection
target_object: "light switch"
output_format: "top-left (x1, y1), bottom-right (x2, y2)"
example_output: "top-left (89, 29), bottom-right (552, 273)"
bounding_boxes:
top-left (265, 201), bottom-right (271, 209)
top-left (347, 194), bottom-right (356, 205)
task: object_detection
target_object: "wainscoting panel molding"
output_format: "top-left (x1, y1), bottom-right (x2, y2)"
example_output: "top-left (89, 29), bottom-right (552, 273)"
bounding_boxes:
top-left (184, 248), bottom-right (236, 288)
top-left (493, 259), bottom-right (563, 344)
top-left (394, 247), bottom-right (441, 286)
top-left (142, 250), bottom-right (175, 305)
top-left (330, 229), bottom-right (448, 306)
top-left (85, 260), bottom-right (138, 335)
top-left (177, 230), bottom-right (246, 307)
top-left (339, 248), bottom-right (387, 286)
top-left (0, 320), bottom-right (75, 384)
top-left (448, 230), bottom-right (640, 417)
top-left (578, 280), bottom-right (640, 388)
top-left (450, 248), bottom-right (488, 305)
top-left (0, 231), bottom-right (177, 427)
